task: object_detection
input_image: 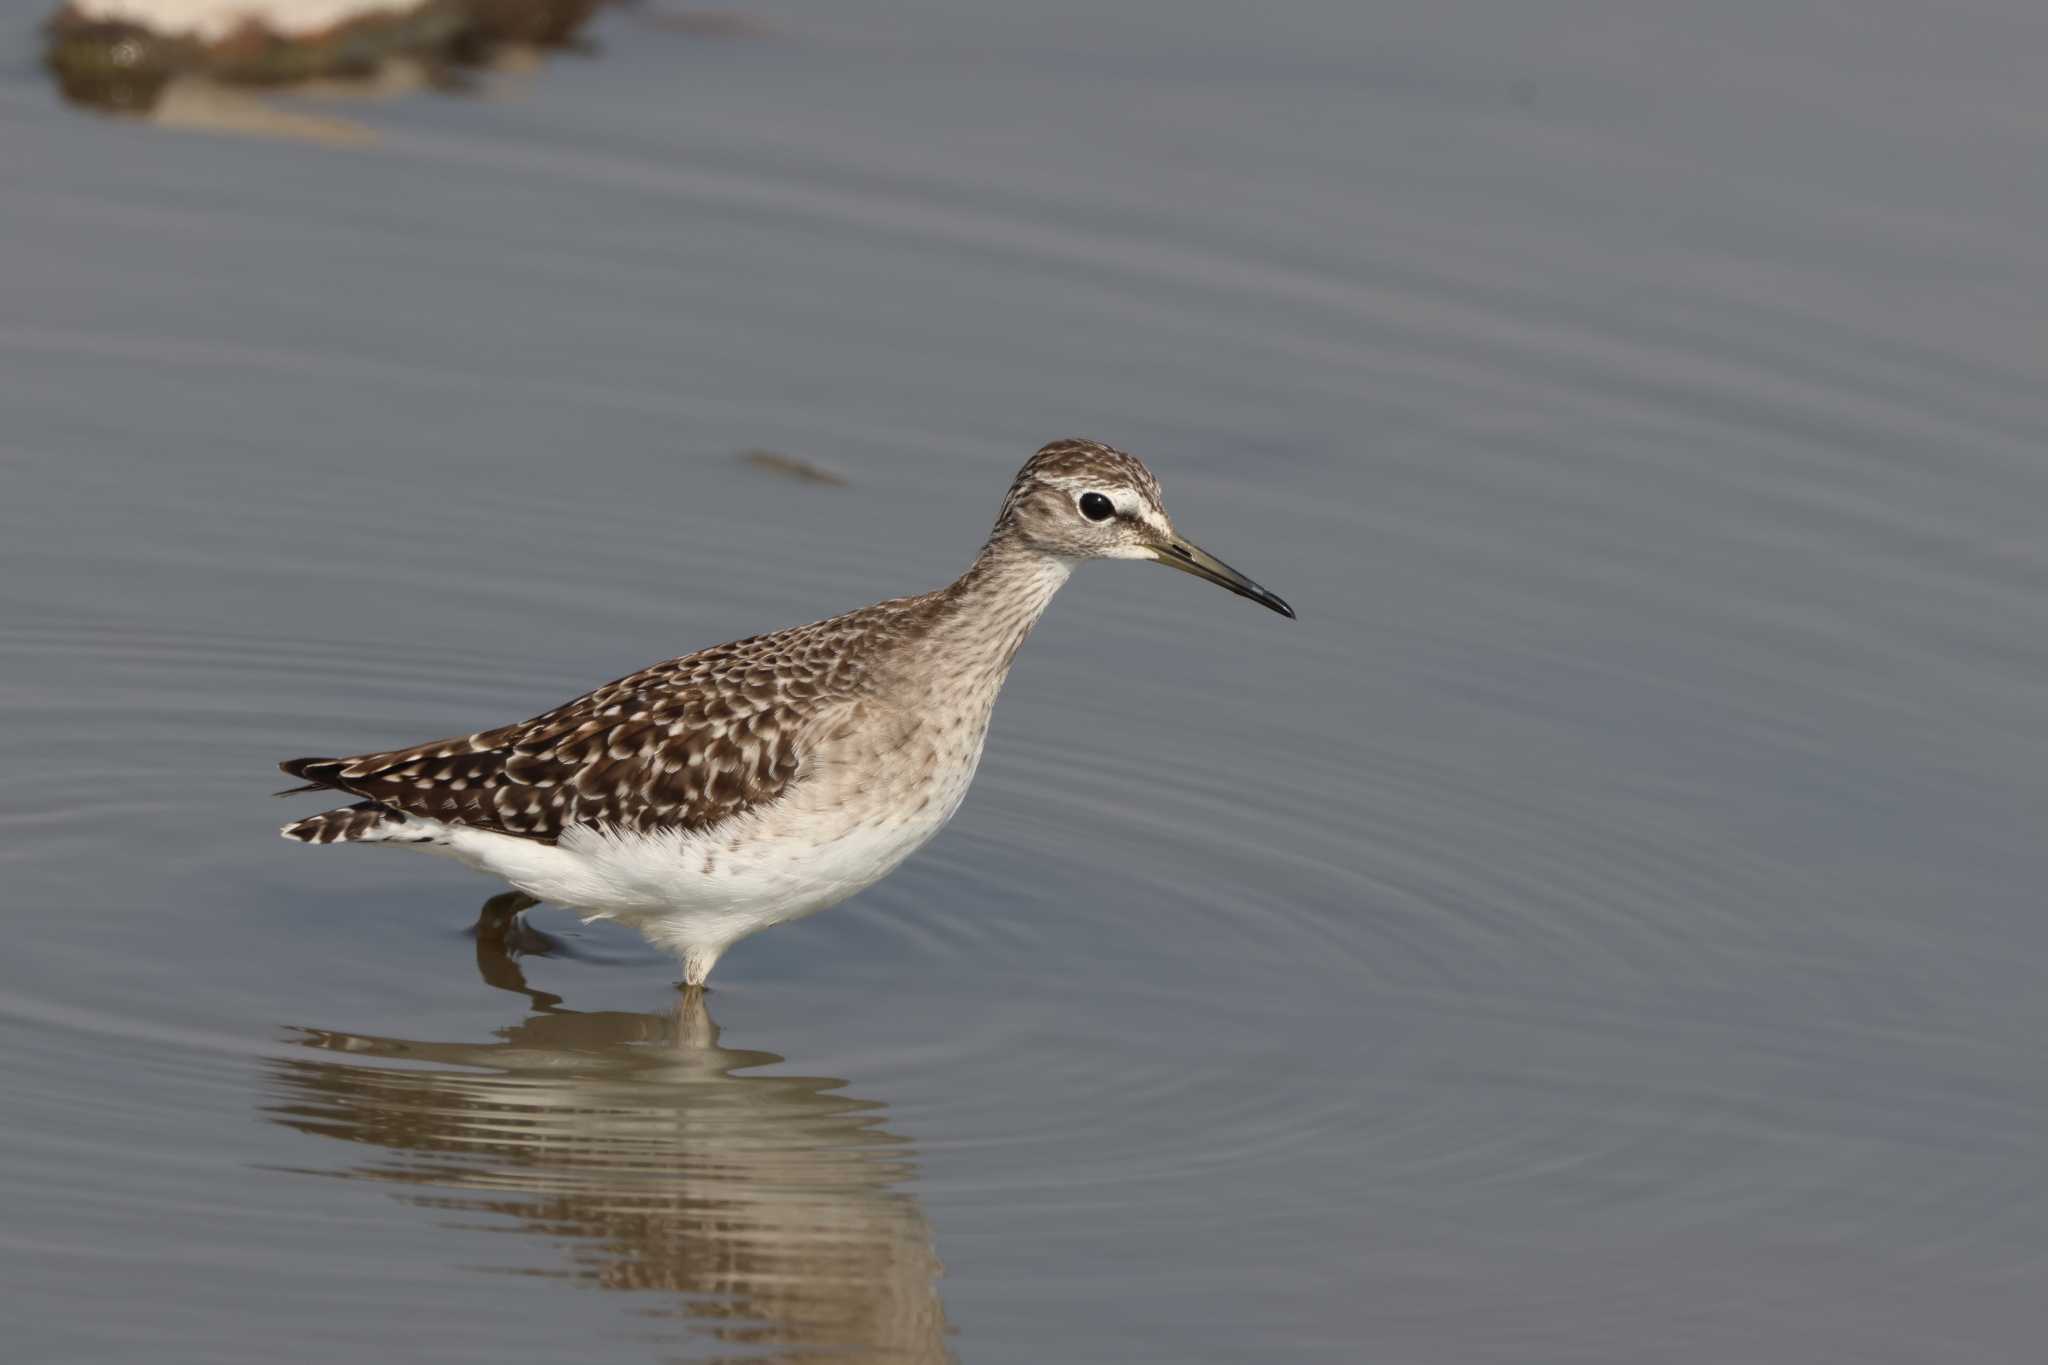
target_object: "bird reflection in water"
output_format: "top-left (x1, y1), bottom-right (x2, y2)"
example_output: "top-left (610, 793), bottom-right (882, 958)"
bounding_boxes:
top-left (263, 894), bottom-right (951, 1362)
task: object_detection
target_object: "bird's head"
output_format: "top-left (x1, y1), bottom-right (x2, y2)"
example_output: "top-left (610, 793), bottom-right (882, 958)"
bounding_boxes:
top-left (990, 439), bottom-right (1295, 618)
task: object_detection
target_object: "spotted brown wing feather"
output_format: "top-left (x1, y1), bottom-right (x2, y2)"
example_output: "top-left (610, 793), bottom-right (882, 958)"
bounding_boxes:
top-left (279, 626), bottom-right (871, 845)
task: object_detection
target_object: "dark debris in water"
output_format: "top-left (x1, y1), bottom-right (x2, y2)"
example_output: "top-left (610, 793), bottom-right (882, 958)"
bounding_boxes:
top-left (740, 449), bottom-right (850, 487)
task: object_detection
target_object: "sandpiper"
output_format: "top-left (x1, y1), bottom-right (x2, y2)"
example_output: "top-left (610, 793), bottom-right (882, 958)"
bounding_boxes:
top-left (279, 439), bottom-right (1293, 985)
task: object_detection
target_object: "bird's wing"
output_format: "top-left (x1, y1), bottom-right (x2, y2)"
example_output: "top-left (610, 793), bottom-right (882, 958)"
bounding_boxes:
top-left (280, 635), bottom-right (855, 844)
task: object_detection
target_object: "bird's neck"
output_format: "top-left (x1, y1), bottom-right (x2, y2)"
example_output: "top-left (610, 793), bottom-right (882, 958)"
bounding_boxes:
top-left (927, 536), bottom-right (1074, 686)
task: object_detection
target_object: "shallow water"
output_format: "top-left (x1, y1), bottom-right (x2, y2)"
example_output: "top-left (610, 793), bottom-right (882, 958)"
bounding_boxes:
top-left (5, 1), bottom-right (2048, 1360)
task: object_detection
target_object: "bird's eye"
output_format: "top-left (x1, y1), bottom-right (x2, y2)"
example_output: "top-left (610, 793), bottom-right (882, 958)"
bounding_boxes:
top-left (1079, 492), bottom-right (1115, 522)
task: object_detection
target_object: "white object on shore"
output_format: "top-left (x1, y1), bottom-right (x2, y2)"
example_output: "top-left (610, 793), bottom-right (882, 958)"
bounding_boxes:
top-left (66, 1), bottom-right (414, 42)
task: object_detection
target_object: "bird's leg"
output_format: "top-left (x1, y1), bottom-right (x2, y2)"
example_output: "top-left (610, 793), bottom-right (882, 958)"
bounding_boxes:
top-left (680, 945), bottom-right (722, 991)
top-left (673, 985), bottom-right (718, 1048)
top-left (470, 921), bottom-right (563, 1011)
top-left (472, 889), bottom-right (542, 942)
top-left (468, 891), bottom-right (572, 1009)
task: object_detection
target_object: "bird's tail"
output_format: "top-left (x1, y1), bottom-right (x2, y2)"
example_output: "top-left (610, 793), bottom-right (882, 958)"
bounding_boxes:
top-left (276, 755), bottom-right (348, 796)
top-left (280, 801), bottom-right (440, 846)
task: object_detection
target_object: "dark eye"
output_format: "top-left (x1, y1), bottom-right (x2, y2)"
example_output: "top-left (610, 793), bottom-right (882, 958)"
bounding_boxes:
top-left (1079, 492), bottom-right (1115, 522)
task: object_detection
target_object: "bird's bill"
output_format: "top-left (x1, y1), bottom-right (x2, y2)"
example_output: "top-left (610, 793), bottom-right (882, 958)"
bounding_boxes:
top-left (1151, 538), bottom-right (1296, 619)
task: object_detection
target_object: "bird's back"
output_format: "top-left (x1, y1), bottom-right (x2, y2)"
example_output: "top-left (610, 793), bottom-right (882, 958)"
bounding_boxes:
top-left (280, 591), bottom-right (949, 848)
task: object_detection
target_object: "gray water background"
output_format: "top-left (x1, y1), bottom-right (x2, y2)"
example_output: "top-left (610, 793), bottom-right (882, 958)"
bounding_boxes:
top-left (4, 1), bottom-right (2048, 1360)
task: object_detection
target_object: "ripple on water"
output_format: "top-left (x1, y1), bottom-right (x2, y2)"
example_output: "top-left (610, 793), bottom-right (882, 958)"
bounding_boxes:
top-left (0, 581), bottom-right (1999, 1293)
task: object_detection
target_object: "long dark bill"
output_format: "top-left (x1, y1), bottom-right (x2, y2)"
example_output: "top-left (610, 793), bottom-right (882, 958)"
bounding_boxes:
top-left (1154, 540), bottom-right (1296, 619)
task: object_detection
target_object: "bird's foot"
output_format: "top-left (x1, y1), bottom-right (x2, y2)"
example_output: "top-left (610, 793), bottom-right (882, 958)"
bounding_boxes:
top-left (470, 891), bottom-right (555, 951)
top-left (468, 892), bottom-right (566, 1008)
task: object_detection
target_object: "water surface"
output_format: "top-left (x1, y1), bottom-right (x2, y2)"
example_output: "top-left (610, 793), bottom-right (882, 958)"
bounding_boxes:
top-left (4, 2), bottom-right (2048, 1360)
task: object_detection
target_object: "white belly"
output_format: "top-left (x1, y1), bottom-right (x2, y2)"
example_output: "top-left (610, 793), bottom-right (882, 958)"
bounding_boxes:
top-left (439, 744), bottom-right (983, 969)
